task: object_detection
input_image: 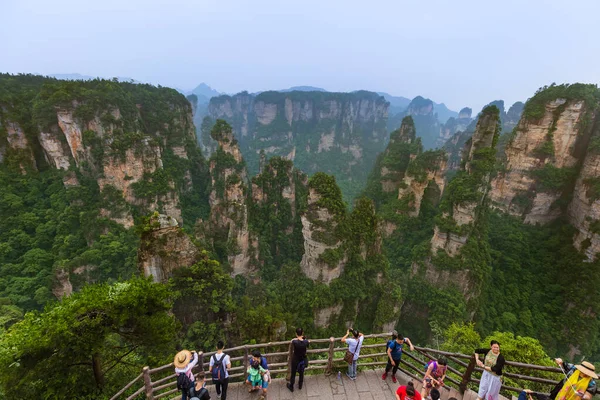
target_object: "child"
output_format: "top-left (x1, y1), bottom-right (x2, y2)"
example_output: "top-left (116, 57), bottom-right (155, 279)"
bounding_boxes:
top-left (246, 359), bottom-right (267, 393)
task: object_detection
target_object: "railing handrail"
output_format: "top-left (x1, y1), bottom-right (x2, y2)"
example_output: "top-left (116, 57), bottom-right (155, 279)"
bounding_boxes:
top-left (111, 332), bottom-right (565, 400)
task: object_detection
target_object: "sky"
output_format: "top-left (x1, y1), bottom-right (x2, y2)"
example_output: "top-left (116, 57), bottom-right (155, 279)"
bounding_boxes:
top-left (1, 0), bottom-right (599, 113)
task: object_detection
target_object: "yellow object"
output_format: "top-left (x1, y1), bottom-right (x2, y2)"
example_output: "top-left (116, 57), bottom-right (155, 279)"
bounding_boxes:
top-left (557, 369), bottom-right (591, 400)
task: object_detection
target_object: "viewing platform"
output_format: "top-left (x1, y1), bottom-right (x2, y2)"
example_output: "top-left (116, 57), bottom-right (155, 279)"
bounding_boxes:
top-left (111, 333), bottom-right (563, 400)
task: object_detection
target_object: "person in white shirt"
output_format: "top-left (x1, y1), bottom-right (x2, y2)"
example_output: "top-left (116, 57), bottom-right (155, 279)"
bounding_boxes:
top-left (209, 341), bottom-right (231, 400)
top-left (342, 328), bottom-right (364, 381)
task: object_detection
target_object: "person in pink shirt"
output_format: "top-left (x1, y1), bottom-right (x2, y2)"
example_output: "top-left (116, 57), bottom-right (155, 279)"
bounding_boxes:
top-left (174, 349), bottom-right (199, 400)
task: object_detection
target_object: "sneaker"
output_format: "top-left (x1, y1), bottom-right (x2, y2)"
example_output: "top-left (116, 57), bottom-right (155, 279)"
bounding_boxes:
top-left (259, 396), bottom-right (265, 400)
top-left (217, 395), bottom-right (221, 400)
top-left (346, 372), bottom-right (353, 380)
top-left (299, 382), bottom-right (303, 390)
top-left (382, 372), bottom-right (388, 380)
top-left (286, 383), bottom-right (294, 392)
top-left (392, 375), bottom-right (397, 383)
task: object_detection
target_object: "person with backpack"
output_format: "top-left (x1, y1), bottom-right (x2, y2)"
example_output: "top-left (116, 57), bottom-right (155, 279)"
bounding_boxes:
top-left (396, 381), bottom-right (422, 400)
top-left (174, 349), bottom-right (199, 400)
top-left (209, 341), bottom-right (231, 400)
top-left (247, 350), bottom-right (270, 400)
top-left (421, 357), bottom-right (448, 399)
top-left (342, 328), bottom-right (364, 381)
top-left (287, 327), bottom-right (309, 392)
top-left (382, 331), bottom-right (415, 383)
top-left (475, 340), bottom-right (505, 400)
top-left (188, 375), bottom-right (211, 400)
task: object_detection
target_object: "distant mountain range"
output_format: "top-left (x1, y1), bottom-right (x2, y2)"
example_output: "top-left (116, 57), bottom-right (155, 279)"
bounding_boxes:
top-left (47, 73), bottom-right (461, 127)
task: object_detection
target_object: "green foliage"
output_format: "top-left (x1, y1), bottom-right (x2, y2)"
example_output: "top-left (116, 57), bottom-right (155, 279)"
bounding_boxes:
top-left (523, 83), bottom-right (600, 121)
top-left (406, 150), bottom-right (446, 183)
top-left (308, 172), bottom-right (347, 217)
top-left (584, 177), bottom-right (600, 201)
top-left (530, 164), bottom-right (577, 192)
top-left (170, 251), bottom-right (235, 349)
top-left (0, 278), bottom-right (178, 399)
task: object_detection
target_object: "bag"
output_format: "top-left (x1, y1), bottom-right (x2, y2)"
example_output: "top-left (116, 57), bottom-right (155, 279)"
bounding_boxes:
top-left (212, 353), bottom-right (227, 382)
top-left (188, 386), bottom-right (208, 400)
top-left (297, 359), bottom-right (307, 373)
top-left (343, 350), bottom-right (354, 364)
top-left (177, 372), bottom-right (193, 391)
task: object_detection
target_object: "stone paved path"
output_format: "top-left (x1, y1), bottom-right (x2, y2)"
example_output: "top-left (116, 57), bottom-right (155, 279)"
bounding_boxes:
top-left (181, 369), bottom-right (471, 400)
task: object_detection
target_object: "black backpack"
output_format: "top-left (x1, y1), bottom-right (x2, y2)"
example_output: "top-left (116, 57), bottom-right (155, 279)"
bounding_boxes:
top-left (211, 353), bottom-right (227, 382)
top-left (177, 372), bottom-right (193, 391)
top-left (188, 386), bottom-right (209, 400)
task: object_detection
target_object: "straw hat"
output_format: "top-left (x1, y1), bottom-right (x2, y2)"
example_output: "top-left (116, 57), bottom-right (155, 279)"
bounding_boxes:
top-left (576, 361), bottom-right (598, 379)
top-left (174, 350), bottom-right (192, 369)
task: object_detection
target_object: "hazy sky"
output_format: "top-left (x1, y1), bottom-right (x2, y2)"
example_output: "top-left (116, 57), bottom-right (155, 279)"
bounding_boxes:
top-left (1, 0), bottom-right (599, 112)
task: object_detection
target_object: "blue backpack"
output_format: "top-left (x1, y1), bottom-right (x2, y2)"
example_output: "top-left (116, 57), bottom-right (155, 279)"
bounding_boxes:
top-left (211, 353), bottom-right (227, 382)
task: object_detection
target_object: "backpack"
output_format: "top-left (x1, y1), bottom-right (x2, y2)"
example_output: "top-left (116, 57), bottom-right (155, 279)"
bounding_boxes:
top-left (177, 372), bottom-right (193, 392)
top-left (211, 353), bottom-right (227, 382)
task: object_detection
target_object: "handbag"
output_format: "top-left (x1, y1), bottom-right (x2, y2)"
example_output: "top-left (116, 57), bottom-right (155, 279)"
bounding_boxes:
top-left (344, 338), bottom-right (362, 364)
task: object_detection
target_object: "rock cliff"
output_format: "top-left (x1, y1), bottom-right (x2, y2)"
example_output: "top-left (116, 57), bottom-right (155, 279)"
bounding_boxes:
top-left (206, 90), bottom-right (389, 201)
top-left (202, 119), bottom-right (258, 276)
top-left (430, 105), bottom-right (500, 256)
top-left (489, 84), bottom-right (600, 259)
top-left (0, 76), bottom-right (209, 229)
top-left (138, 213), bottom-right (200, 282)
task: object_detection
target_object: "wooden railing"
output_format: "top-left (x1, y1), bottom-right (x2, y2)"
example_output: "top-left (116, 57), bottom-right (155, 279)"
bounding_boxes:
top-left (110, 333), bottom-right (564, 400)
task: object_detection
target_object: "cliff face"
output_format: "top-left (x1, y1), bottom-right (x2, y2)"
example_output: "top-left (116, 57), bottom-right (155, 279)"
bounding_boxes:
top-left (206, 90), bottom-right (389, 201)
top-left (0, 77), bottom-right (208, 229)
top-left (490, 97), bottom-right (589, 223)
top-left (438, 107), bottom-right (473, 146)
top-left (300, 176), bottom-right (346, 284)
top-left (203, 120), bottom-right (258, 276)
top-left (430, 105), bottom-right (500, 257)
top-left (138, 214), bottom-right (200, 282)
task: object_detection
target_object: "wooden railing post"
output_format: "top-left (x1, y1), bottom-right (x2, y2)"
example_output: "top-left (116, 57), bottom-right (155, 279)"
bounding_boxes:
top-left (286, 341), bottom-right (293, 381)
top-left (243, 346), bottom-right (249, 377)
top-left (197, 351), bottom-right (204, 378)
top-left (459, 354), bottom-right (476, 394)
top-left (325, 337), bottom-right (335, 376)
top-left (142, 366), bottom-right (154, 400)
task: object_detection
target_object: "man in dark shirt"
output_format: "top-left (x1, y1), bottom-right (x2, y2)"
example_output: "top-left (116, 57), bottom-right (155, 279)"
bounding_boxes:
top-left (287, 327), bottom-right (309, 392)
top-left (188, 375), bottom-right (210, 400)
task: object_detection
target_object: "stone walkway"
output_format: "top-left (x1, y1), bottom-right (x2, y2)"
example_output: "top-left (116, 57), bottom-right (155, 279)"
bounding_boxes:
top-left (183, 369), bottom-right (472, 400)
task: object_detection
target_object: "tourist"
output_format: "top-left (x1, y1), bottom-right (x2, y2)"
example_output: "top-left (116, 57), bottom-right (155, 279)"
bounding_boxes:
top-left (518, 360), bottom-right (598, 400)
top-left (421, 357), bottom-right (448, 399)
top-left (209, 341), bottom-right (231, 400)
top-left (475, 340), bottom-right (505, 400)
top-left (342, 328), bottom-right (364, 381)
top-left (188, 375), bottom-right (211, 400)
top-left (287, 327), bottom-right (309, 392)
top-left (247, 350), bottom-right (270, 400)
top-left (247, 358), bottom-right (267, 394)
top-left (430, 388), bottom-right (441, 400)
top-left (396, 381), bottom-right (422, 400)
top-left (174, 349), bottom-right (199, 400)
top-left (383, 331), bottom-right (415, 383)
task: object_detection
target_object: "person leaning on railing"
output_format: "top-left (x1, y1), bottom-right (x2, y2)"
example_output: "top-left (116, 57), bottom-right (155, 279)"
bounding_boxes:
top-left (342, 328), bottom-right (364, 381)
top-left (287, 327), bottom-right (309, 392)
top-left (519, 360), bottom-right (598, 400)
top-left (174, 349), bottom-right (199, 400)
top-left (475, 340), bottom-right (505, 400)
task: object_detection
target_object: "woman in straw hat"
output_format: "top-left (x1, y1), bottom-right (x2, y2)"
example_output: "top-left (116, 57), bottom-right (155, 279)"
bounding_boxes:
top-left (518, 359), bottom-right (597, 400)
top-left (556, 361), bottom-right (598, 400)
top-left (174, 349), bottom-right (199, 400)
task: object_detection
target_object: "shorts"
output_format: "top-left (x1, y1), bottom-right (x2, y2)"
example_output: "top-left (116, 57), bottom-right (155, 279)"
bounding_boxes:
top-left (247, 375), bottom-right (269, 388)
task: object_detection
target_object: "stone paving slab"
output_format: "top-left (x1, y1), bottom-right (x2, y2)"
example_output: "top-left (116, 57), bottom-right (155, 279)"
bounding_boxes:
top-left (167, 369), bottom-right (505, 400)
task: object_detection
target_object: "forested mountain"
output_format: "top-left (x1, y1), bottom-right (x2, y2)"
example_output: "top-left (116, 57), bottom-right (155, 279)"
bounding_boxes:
top-left (201, 90), bottom-right (389, 201)
top-left (1, 75), bottom-right (599, 398)
top-left (366, 84), bottom-right (600, 361)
